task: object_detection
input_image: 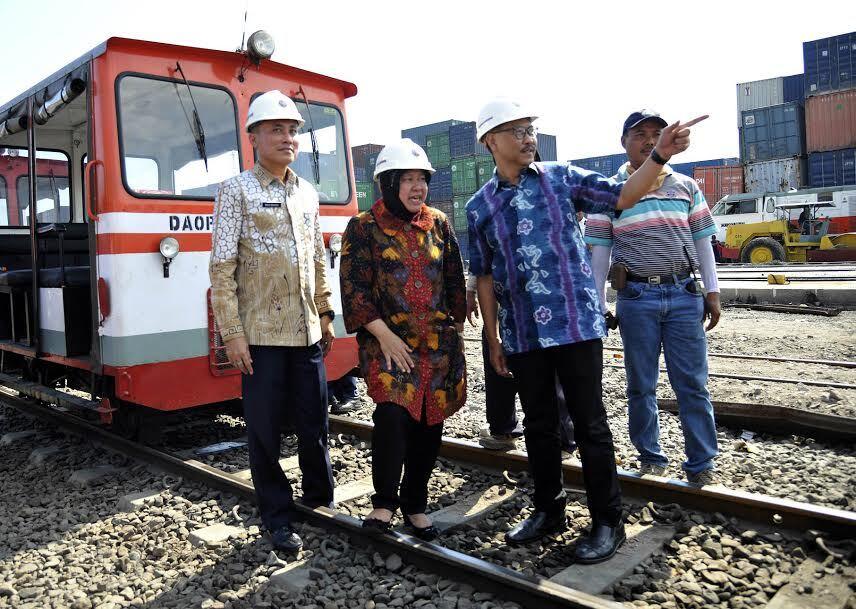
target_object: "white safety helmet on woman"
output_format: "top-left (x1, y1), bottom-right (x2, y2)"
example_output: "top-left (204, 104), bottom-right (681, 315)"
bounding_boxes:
top-left (373, 138), bottom-right (435, 180)
top-left (476, 97), bottom-right (538, 141)
top-left (245, 90), bottom-right (305, 132)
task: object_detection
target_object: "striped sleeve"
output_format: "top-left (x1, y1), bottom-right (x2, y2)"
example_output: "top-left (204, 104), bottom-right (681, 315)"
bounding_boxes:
top-left (584, 212), bottom-right (614, 246)
top-left (687, 182), bottom-right (717, 240)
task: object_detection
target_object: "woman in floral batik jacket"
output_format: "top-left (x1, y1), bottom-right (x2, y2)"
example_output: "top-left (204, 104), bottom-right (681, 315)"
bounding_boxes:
top-left (340, 139), bottom-right (467, 541)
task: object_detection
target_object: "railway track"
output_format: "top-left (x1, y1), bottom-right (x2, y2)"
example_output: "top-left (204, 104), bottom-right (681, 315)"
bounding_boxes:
top-left (602, 346), bottom-right (856, 369)
top-left (657, 399), bottom-right (856, 443)
top-left (1, 372), bottom-right (854, 609)
top-left (603, 363), bottom-right (856, 390)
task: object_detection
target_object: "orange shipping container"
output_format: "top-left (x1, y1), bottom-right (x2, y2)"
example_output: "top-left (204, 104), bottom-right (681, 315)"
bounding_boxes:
top-left (693, 166), bottom-right (744, 206)
top-left (806, 90), bottom-right (856, 153)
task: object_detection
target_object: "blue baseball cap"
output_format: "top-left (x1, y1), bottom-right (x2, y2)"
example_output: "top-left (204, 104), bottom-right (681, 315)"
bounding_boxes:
top-left (622, 110), bottom-right (668, 136)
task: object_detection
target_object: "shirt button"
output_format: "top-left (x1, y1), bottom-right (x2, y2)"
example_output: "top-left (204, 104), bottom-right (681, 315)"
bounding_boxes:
top-left (411, 250), bottom-right (419, 258)
top-left (418, 313), bottom-right (426, 320)
top-left (414, 280), bottom-right (423, 288)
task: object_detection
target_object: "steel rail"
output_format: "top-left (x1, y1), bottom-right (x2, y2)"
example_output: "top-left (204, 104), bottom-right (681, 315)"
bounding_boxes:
top-left (0, 380), bottom-right (620, 609)
top-left (657, 399), bottom-right (856, 442)
top-left (602, 347), bottom-right (856, 369)
top-left (603, 364), bottom-right (856, 390)
top-left (328, 417), bottom-right (856, 540)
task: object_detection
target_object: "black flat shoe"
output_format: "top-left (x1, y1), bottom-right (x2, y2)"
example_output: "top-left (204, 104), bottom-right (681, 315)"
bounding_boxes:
top-left (270, 525), bottom-right (303, 553)
top-left (330, 397), bottom-right (357, 415)
top-left (574, 522), bottom-right (626, 564)
top-left (362, 517), bottom-right (393, 533)
top-left (404, 516), bottom-right (440, 542)
top-left (505, 510), bottom-right (567, 545)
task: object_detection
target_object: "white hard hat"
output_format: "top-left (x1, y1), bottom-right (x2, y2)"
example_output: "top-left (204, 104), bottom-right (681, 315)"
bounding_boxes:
top-left (476, 97), bottom-right (538, 141)
top-left (373, 138), bottom-right (435, 180)
top-left (245, 90), bottom-right (305, 132)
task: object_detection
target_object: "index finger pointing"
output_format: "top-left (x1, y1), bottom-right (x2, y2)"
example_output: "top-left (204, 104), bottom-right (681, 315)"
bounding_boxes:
top-left (679, 115), bottom-right (709, 129)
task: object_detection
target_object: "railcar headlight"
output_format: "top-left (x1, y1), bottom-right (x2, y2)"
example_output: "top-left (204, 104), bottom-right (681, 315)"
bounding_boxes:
top-left (160, 237), bottom-right (180, 259)
top-left (329, 233), bottom-right (343, 253)
top-left (247, 30), bottom-right (275, 63)
top-left (159, 237), bottom-right (180, 278)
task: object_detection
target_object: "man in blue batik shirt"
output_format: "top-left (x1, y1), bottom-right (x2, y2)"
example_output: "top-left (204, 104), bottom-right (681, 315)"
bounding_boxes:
top-left (467, 98), bottom-right (705, 564)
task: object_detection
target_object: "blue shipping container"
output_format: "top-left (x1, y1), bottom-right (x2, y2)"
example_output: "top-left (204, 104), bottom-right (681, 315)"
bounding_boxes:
top-left (537, 133), bottom-right (558, 161)
top-left (803, 32), bottom-right (856, 96)
top-left (783, 73), bottom-right (806, 103)
top-left (569, 153), bottom-right (626, 176)
top-left (448, 122), bottom-right (490, 158)
top-left (740, 102), bottom-right (806, 162)
top-left (429, 167), bottom-right (453, 201)
top-left (808, 148), bottom-right (856, 187)
top-left (402, 119), bottom-right (466, 148)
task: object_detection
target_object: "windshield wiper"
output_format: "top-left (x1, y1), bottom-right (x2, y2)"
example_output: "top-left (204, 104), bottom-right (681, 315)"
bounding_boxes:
top-left (296, 86), bottom-right (320, 184)
top-left (174, 62), bottom-right (208, 171)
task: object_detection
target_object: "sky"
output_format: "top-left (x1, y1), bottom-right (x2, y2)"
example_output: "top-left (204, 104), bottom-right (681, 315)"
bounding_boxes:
top-left (0, 0), bottom-right (852, 162)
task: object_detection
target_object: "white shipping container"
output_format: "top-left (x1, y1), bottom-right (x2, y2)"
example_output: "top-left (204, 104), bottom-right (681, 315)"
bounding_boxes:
top-left (743, 157), bottom-right (807, 193)
top-left (736, 77), bottom-right (784, 127)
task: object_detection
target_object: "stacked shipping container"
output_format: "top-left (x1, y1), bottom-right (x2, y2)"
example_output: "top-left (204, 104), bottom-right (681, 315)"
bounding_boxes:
top-left (804, 32), bottom-right (856, 188)
top-left (734, 30), bottom-right (856, 192)
top-left (352, 143), bottom-right (384, 211)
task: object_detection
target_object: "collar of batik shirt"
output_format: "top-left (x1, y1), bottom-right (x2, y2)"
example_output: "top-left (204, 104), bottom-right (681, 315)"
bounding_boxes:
top-left (253, 163), bottom-right (299, 191)
top-left (371, 199), bottom-right (435, 233)
top-left (491, 162), bottom-right (541, 195)
top-left (616, 160), bottom-right (672, 191)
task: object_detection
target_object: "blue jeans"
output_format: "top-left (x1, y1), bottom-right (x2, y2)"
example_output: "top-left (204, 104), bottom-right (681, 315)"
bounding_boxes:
top-left (616, 278), bottom-right (717, 475)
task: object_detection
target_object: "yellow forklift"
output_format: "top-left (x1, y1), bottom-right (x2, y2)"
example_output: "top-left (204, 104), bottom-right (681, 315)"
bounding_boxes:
top-left (718, 202), bottom-right (856, 263)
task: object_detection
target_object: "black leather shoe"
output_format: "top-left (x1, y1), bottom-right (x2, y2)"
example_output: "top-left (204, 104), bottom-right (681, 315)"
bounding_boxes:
top-left (362, 517), bottom-right (393, 533)
top-left (404, 516), bottom-right (440, 542)
top-left (574, 522), bottom-right (626, 564)
top-left (505, 510), bottom-right (567, 544)
top-left (330, 397), bottom-right (357, 415)
top-left (271, 526), bottom-right (303, 553)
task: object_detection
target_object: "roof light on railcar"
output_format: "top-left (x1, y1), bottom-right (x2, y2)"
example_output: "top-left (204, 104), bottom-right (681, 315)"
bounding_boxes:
top-left (246, 31), bottom-right (275, 64)
top-left (159, 237), bottom-right (180, 278)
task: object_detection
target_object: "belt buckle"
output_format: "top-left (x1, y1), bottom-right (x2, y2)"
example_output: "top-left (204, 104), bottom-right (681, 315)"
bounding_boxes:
top-left (648, 276), bottom-right (661, 285)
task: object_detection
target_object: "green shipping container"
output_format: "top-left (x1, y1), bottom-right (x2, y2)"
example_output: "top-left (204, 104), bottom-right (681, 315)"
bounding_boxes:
top-left (452, 195), bottom-right (470, 233)
top-left (426, 132), bottom-right (451, 168)
top-left (356, 181), bottom-right (374, 211)
top-left (451, 156), bottom-right (477, 195)
top-left (476, 156), bottom-right (495, 188)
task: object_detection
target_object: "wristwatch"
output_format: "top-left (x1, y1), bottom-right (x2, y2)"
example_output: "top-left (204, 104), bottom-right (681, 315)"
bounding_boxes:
top-left (321, 310), bottom-right (335, 321)
top-left (650, 149), bottom-right (670, 165)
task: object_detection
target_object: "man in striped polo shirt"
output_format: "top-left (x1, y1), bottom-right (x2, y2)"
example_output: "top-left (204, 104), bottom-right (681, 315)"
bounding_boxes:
top-left (585, 110), bottom-right (721, 486)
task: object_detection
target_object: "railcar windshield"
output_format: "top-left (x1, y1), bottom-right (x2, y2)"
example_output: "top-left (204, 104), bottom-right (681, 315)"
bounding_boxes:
top-left (289, 102), bottom-right (350, 204)
top-left (117, 75), bottom-right (241, 199)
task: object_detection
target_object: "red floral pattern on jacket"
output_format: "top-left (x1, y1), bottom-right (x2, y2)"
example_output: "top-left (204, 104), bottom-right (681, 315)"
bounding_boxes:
top-left (340, 200), bottom-right (467, 424)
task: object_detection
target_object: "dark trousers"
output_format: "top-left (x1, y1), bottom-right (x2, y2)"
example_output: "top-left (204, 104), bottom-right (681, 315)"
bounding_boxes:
top-left (242, 344), bottom-right (335, 531)
top-left (329, 374), bottom-right (359, 401)
top-left (371, 402), bottom-right (443, 515)
top-left (483, 330), bottom-right (576, 450)
top-left (506, 339), bottom-right (622, 525)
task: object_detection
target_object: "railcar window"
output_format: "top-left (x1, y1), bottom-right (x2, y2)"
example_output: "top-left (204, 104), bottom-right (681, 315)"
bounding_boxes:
top-left (0, 176), bottom-right (6, 226)
top-left (1, 149), bottom-right (71, 226)
top-left (118, 75), bottom-right (240, 199)
top-left (289, 103), bottom-right (350, 204)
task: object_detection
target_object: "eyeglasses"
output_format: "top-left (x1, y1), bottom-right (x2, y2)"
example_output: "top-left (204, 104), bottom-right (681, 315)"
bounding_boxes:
top-left (492, 125), bottom-right (538, 140)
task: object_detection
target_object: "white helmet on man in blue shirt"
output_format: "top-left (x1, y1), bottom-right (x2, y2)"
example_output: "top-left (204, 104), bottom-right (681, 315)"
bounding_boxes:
top-left (476, 98), bottom-right (538, 141)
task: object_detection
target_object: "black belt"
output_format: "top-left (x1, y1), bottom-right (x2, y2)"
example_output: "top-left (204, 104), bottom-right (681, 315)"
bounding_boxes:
top-left (627, 270), bottom-right (691, 285)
